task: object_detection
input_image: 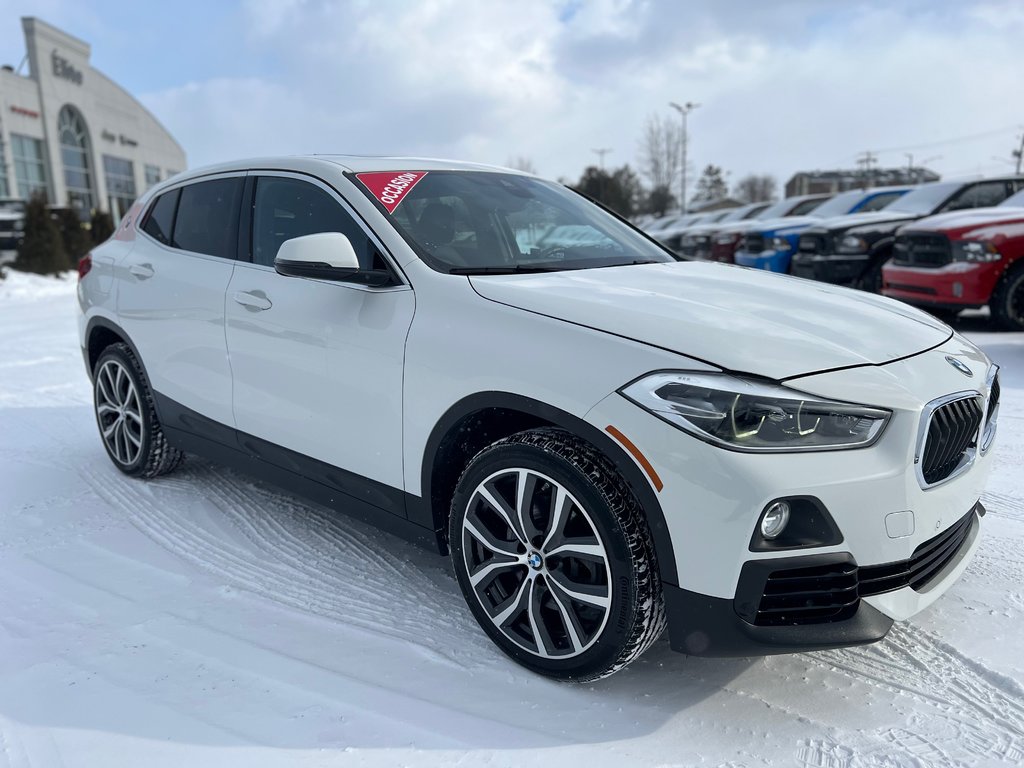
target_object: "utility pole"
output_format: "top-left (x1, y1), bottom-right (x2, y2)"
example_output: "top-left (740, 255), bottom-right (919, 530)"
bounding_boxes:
top-left (669, 101), bottom-right (700, 212)
top-left (1014, 134), bottom-right (1024, 175)
top-left (857, 151), bottom-right (878, 188)
top-left (591, 147), bottom-right (612, 170)
top-left (905, 152), bottom-right (914, 184)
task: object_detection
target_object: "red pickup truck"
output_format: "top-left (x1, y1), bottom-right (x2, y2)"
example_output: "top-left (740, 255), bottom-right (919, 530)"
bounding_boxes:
top-left (882, 190), bottom-right (1024, 330)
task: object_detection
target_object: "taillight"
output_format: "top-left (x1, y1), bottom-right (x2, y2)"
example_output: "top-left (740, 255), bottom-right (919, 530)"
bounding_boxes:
top-left (78, 253), bottom-right (93, 280)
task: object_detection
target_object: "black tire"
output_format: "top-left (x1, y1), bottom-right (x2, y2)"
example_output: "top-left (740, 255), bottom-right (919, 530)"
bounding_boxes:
top-left (93, 343), bottom-right (184, 478)
top-left (449, 428), bottom-right (665, 681)
top-left (990, 263), bottom-right (1024, 331)
top-left (857, 257), bottom-right (885, 293)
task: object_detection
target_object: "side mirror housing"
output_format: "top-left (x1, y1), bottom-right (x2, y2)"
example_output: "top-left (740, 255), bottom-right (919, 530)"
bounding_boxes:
top-left (274, 232), bottom-right (360, 280)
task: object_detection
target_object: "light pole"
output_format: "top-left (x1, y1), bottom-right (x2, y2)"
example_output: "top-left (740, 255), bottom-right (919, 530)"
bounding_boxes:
top-left (669, 101), bottom-right (700, 212)
top-left (592, 147), bottom-right (612, 170)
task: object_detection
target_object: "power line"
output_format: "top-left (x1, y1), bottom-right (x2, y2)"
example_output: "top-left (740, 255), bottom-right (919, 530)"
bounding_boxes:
top-left (869, 125), bottom-right (1022, 154)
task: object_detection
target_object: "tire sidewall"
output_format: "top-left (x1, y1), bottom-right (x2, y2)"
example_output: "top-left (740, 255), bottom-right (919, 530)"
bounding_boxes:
top-left (93, 344), bottom-right (155, 476)
top-left (449, 439), bottom-right (640, 680)
top-left (992, 264), bottom-right (1024, 331)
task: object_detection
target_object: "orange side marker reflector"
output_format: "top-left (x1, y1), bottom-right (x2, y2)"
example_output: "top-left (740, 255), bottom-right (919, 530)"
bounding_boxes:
top-left (605, 425), bottom-right (664, 493)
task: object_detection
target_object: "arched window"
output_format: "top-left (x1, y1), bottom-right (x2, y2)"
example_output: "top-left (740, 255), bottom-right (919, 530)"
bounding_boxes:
top-left (57, 105), bottom-right (95, 216)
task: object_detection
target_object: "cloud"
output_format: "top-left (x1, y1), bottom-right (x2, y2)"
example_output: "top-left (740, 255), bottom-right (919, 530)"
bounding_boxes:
top-left (133, 0), bottom-right (1024, 192)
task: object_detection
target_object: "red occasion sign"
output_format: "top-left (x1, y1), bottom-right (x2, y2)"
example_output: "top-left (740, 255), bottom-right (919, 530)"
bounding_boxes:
top-left (356, 171), bottom-right (428, 213)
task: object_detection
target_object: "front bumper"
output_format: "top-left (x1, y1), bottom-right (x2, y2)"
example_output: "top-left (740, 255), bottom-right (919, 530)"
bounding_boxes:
top-left (790, 251), bottom-right (868, 284)
top-left (882, 262), bottom-right (1000, 309)
top-left (585, 338), bottom-right (994, 656)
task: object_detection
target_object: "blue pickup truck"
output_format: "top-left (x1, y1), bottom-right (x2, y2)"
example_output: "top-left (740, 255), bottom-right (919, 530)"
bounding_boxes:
top-left (734, 187), bottom-right (911, 273)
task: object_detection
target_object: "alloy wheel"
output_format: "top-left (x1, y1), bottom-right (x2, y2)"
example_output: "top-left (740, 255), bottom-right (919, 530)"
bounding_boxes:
top-left (460, 467), bottom-right (611, 659)
top-left (95, 359), bottom-right (144, 467)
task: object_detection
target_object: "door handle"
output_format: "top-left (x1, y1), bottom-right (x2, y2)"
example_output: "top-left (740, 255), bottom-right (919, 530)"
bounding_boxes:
top-left (129, 263), bottom-right (155, 280)
top-left (232, 290), bottom-right (273, 311)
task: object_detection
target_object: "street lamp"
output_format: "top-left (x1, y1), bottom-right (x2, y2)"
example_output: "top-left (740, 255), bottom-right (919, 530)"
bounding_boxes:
top-left (669, 101), bottom-right (700, 212)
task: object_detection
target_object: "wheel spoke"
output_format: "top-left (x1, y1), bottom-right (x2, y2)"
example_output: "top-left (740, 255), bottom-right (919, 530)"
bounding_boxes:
top-left (124, 424), bottom-right (142, 449)
top-left (546, 541), bottom-right (607, 561)
top-left (115, 365), bottom-right (128, 403)
top-left (545, 576), bottom-right (585, 655)
top-left (97, 403), bottom-right (118, 416)
top-left (541, 485), bottom-right (572, 552)
top-left (476, 485), bottom-right (528, 545)
top-left (547, 569), bottom-right (610, 609)
top-left (514, 470), bottom-right (543, 544)
top-left (102, 417), bottom-right (120, 439)
top-left (469, 557), bottom-right (522, 588)
top-left (113, 421), bottom-right (126, 463)
top-left (98, 366), bottom-right (116, 405)
top-left (491, 573), bottom-right (532, 626)
top-left (464, 517), bottom-right (520, 558)
top-left (527, 577), bottom-right (556, 658)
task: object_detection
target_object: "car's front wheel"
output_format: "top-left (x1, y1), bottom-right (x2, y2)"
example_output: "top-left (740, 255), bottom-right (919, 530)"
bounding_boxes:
top-left (93, 343), bottom-right (184, 478)
top-left (449, 428), bottom-right (665, 681)
top-left (990, 262), bottom-right (1024, 331)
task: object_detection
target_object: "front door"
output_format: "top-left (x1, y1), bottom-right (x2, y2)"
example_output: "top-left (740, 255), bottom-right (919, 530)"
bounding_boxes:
top-left (224, 173), bottom-right (413, 502)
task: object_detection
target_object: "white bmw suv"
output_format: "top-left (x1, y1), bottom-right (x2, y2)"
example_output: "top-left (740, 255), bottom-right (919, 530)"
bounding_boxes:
top-left (78, 156), bottom-right (999, 681)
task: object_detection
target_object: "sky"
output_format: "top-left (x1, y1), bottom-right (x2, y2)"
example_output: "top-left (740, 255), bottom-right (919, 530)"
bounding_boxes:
top-left (2, 0), bottom-right (1023, 198)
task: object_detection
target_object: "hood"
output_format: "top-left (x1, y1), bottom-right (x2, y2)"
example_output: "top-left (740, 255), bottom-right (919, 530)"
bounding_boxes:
top-left (814, 210), bottom-right (918, 233)
top-left (470, 262), bottom-right (951, 380)
top-left (904, 206), bottom-right (1024, 233)
top-left (747, 215), bottom-right (820, 236)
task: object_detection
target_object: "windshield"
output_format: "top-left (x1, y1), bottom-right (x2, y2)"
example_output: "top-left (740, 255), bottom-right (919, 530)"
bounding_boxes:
top-left (356, 171), bottom-right (675, 274)
top-left (756, 196), bottom-right (825, 219)
top-left (809, 189), bottom-right (874, 218)
top-left (885, 181), bottom-right (962, 214)
top-left (999, 189), bottom-right (1024, 208)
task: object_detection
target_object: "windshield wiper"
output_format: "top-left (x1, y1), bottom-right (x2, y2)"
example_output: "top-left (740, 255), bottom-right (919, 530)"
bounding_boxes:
top-left (448, 265), bottom-right (575, 275)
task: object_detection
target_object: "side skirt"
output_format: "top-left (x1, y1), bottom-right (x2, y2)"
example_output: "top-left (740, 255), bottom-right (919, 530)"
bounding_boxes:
top-left (155, 393), bottom-right (442, 552)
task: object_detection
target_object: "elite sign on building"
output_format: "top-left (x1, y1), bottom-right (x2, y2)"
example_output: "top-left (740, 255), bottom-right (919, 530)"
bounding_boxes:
top-left (357, 171), bottom-right (427, 213)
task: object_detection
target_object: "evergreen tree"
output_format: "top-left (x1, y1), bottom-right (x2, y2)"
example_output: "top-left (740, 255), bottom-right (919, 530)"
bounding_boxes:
top-left (14, 193), bottom-right (69, 275)
top-left (693, 165), bottom-right (729, 203)
top-left (54, 208), bottom-right (92, 265)
top-left (90, 209), bottom-right (115, 244)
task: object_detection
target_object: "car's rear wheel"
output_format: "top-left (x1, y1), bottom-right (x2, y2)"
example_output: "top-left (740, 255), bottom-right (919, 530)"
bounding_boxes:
top-left (449, 428), bottom-right (665, 681)
top-left (93, 343), bottom-right (184, 478)
top-left (990, 263), bottom-right (1024, 331)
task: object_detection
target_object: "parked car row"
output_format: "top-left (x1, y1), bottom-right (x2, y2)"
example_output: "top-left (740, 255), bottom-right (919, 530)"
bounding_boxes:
top-left (640, 175), bottom-right (1024, 330)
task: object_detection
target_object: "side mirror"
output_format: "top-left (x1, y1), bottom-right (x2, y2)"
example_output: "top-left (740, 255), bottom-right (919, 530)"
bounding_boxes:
top-left (274, 232), bottom-right (360, 280)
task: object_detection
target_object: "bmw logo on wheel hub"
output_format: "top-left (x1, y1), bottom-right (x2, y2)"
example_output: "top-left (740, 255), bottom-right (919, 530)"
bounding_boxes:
top-left (527, 552), bottom-right (543, 570)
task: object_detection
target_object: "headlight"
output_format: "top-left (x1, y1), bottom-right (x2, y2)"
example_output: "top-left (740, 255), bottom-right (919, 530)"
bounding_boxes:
top-left (620, 372), bottom-right (891, 452)
top-left (952, 240), bottom-right (1000, 263)
top-left (837, 235), bottom-right (869, 254)
top-left (771, 236), bottom-right (792, 252)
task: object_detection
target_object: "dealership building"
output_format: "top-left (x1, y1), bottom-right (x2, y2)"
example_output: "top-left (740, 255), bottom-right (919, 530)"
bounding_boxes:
top-left (0, 17), bottom-right (185, 218)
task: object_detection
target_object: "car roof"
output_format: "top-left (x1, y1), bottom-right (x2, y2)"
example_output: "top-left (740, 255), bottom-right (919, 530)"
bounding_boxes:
top-left (169, 155), bottom-right (520, 180)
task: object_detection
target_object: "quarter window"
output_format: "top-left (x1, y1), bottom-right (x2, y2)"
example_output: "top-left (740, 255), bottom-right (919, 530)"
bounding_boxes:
top-left (171, 178), bottom-right (243, 259)
top-left (142, 189), bottom-right (179, 245)
top-left (859, 192), bottom-right (903, 212)
top-left (252, 176), bottom-right (375, 268)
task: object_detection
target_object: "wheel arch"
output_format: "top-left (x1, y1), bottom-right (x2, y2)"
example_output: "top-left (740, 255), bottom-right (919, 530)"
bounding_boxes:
top-left (417, 391), bottom-right (679, 585)
top-left (84, 317), bottom-right (155, 396)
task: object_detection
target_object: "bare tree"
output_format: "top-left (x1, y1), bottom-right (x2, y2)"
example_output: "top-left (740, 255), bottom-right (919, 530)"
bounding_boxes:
top-left (733, 174), bottom-right (778, 203)
top-left (637, 114), bottom-right (682, 194)
top-left (506, 156), bottom-right (538, 174)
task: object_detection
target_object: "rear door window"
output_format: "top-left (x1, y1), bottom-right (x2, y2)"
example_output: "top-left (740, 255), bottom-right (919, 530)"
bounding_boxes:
top-left (859, 191), bottom-right (903, 212)
top-left (141, 189), bottom-right (179, 245)
top-left (171, 178), bottom-right (243, 258)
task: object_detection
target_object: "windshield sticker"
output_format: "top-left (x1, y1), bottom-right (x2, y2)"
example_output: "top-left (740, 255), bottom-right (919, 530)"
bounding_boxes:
top-left (356, 171), bottom-right (427, 213)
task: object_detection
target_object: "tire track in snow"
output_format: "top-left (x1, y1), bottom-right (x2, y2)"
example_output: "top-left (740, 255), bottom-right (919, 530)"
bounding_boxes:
top-left (981, 490), bottom-right (1024, 522)
top-left (79, 463), bottom-right (488, 667)
top-left (811, 624), bottom-right (1024, 764)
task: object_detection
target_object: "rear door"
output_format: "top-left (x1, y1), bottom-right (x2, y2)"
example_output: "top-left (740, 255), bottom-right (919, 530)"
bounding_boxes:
top-left (119, 174), bottom-right (243, 428)
top-left (224, 172), bottom-right (413, 500)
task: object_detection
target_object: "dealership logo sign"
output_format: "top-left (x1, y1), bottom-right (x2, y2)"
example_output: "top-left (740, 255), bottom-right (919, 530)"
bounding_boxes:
top-left (945, 356), bottom-right (973, 377)
top-left (51, 50), bottom-right (83, 85)
top-left (357, 171), bottom-right (427, 213)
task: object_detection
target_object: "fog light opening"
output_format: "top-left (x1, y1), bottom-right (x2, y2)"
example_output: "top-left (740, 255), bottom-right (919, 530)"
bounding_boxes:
top-left (760, 501), bottom-right (791, 540)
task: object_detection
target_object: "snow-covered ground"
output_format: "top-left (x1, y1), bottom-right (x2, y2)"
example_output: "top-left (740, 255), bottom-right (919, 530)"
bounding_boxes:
top-left (1, 269), bottom-right (1022, 768)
